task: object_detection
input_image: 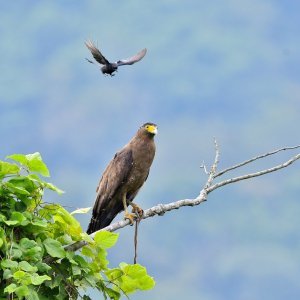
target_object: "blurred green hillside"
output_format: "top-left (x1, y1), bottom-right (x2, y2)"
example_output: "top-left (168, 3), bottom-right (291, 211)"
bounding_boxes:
top-left (1, 1), bottom-right (300, 299)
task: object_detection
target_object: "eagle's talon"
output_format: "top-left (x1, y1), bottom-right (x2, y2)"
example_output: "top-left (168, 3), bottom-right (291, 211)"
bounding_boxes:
top-left (131, 204), bottom-right (144, 218)
top-left (124, 212), bottom-right (136, 225)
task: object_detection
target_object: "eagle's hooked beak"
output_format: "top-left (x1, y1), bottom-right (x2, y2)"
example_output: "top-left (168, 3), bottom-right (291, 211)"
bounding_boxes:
top-left (147, 125), bottom-right (158, 135)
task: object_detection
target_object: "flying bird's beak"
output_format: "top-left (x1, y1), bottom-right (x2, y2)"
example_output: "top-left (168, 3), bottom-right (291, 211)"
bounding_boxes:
top-left (147, 125), bottom-right (158, 135)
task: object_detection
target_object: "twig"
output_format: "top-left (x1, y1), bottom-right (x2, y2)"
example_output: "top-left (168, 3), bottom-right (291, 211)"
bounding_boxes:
top-left (200, 161), bottom-right (209, 175)
top-left (204, 138), bottom-right (220, 189)
top-left (207, 153), bottom-right (300, 193)
top-left (215, 145), bottom-right (300, 178)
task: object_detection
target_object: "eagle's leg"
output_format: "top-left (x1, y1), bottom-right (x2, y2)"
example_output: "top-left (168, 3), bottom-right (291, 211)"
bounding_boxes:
top-left (122, 195), bottom-right (135, 225)
top-left (130, 202), bottom-right (144, 218)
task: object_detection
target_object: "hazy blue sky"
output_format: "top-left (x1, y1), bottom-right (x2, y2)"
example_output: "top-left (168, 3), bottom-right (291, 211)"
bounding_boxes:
top-left (1, 1), bottom-right (300, 299)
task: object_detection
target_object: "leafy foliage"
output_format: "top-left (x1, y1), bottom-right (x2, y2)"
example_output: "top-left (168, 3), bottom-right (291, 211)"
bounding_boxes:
top-left (0, 152), bottom-right (155, 299)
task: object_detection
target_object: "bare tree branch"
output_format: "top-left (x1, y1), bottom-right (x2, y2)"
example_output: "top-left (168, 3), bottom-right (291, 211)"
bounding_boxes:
top-left (204, 137), bottom-right (220, 189)
top-left (58, 143), bottom-right (300, 255)
top-left (208, 152), bottom-right (300, 193)
top-left (215, 145), bottom-right (300, 178)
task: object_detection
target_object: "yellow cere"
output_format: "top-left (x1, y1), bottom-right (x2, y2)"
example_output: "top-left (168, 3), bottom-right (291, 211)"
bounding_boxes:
top-left (146, 124), bottom-right (158, 135)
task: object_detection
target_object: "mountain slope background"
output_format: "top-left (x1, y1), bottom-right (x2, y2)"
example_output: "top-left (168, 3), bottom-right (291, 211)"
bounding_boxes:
top-left (1, 1), bottom-right (300, 299)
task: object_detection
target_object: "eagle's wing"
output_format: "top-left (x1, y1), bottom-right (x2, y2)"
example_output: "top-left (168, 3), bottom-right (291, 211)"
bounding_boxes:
top-left (87, 148), bottom-right (133, 233)
top-left (116, 48), bottom-right (147, 66)
top-left (85, 40), bottom-right (110, 65)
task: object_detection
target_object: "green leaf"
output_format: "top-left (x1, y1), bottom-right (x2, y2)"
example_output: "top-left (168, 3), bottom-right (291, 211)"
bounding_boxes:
top-left (58, 233), bottom-right (73, 245)
top-left (96, 247), bottom-right (109, 270)
top-left (30, 273), bottom-right (51, 285)
top-left (0, 214), bottom-right (7, 223)
top-left (15, 285), bottom-right (30, 297)
top-left (0, 161), bottom-right (20, 178)
top-left (20, 238), bottom-right (37, 249)
top-left (94, 231), bottom-right (119, 249)
top-left (10, 211), bottom-right (28, 225)
top-left (103, 286), bottom-right (121, 300)
top-left (72, 265), bottom-right (81, 276)
top-left (5, 182), bottom-right (31, 195)
top-left (3, 268), bottom-right (12, 279)
top-left (4, 220), bottom-right (19, 226)
top-left (19, 261), bottom-right (38, 273)
top-left (0, 226), bottom-right (6, 239)
top-left (0, 228), bottom-right (6, 250)
top-left (66, 251), bottom-right (77, 265)
top-left (1, 259), bottom-right (18, 269)
top-left (44, 182), bottom-right (64, 194)
top-left (51, 205), bottom-right (82, 236)
top-left (70, 207), bottom-right (91, 215)
top-left (43, 238), bottom-right (66, 258)
top-left (81, 232), bottom-right (95, 243)
top-left (106, 268), bottom-right (123, 281)
top-left (4, 283), bottom-right (17, 294)
top-left (26, 152), bottom-right (50, 176)
top-left (81, 245), bottom-right (95, 257)
top-left (26, 288), bottom-right (40, 300)
top-left (19, 238), bottom-right (43, 261)
top-left (7, 152), bottom-right (50, 177)
top-left (7, 154), bottom-right (28, 165)
top-left (36, 262), bottom-right (51, 272)
top-left (73, 255), bottom-right (90, 270)
top-left (29, 174), bottom-right (64, 194)
top-left (11, 248), bottom-right (23, 259)
top-left (7, 177), bottom-right (35, 193)
top-left (83, 274), bottom-right (97, 287)
top-left (15, 200), bottom-right (28, 212)
top-left (30, 219), bottom-right (48, 228)
top-left (13, 270), bottom-right (26, 280)
top-left (27, 173), bottom-right (42, 182)
top-left (118, 263), bottom-right (155, 293)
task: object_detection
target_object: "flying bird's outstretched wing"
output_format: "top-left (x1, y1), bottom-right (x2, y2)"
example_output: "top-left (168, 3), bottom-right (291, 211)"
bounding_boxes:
top-left (117, 48), bottom-right (147, 66)
top-left (87, 148), bottom-right (133, 233)
top-left (85, 40), bottom-right (110, 65)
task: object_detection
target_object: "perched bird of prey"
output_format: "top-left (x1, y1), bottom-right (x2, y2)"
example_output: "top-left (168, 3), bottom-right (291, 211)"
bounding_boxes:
top-left (87, 123), bottom-right (157, 234)
top-left (85, 40), bottom-right (147, 76)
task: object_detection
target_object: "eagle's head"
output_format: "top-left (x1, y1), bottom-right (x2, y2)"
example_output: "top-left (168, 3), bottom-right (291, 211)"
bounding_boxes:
top-left (141, 122), bottom-right (158, 136)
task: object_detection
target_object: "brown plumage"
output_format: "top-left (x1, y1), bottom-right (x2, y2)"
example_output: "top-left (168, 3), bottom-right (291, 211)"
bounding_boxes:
top-left (85, 40), bottom-right (147, 76)
top-left (87, 123), bottom-right (157, 234)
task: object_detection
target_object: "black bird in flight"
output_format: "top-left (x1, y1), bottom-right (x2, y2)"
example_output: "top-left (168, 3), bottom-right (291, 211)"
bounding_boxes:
top-left (85, 40), bottom-right (147, 76)
top-left (87, 123), bottom-right (157, 234)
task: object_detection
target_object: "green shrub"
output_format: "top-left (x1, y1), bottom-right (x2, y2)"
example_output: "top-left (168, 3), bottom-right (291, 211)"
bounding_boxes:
top-left (0, 152), bottom-right (154, 299)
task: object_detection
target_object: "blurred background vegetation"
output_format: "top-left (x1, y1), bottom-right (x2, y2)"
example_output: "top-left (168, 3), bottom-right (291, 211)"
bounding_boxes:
top-left (1, 0), bottom-right (300, 299)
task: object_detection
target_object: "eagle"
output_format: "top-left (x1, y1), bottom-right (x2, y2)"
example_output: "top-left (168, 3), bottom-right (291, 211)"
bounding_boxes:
top-left (85, 40), bottom-right (147, 76)
top-left (87, 123), bottom-right (157, 234)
